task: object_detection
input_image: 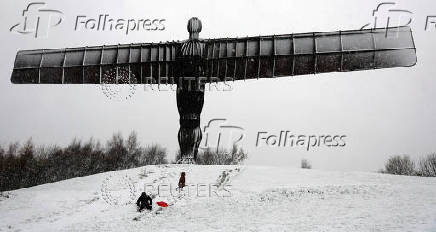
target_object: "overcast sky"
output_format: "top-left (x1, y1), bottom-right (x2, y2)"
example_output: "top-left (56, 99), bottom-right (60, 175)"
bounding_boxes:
top-left (1, 0), bottom-right (436, 171)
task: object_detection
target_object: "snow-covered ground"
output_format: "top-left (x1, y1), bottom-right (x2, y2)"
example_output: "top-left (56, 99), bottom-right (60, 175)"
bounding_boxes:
top-left (1, 165), bottom-right (436, 232)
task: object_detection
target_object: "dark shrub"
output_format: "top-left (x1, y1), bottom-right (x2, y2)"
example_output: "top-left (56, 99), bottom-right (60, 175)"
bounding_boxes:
top-left (384, 155), bottom-right (415, 176)
top-left (301, 159), bottom-right (312, 169)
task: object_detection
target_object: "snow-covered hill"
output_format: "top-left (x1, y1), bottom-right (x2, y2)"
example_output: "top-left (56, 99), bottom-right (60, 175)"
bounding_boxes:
top-left (1, 165), bottom-right (436, 232)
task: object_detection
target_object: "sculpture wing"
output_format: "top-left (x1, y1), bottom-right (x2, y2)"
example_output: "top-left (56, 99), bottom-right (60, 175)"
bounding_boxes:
top-left (11, 42), bottom-right (181, 84)
top-left (202, 26), bottom-right (416, 81)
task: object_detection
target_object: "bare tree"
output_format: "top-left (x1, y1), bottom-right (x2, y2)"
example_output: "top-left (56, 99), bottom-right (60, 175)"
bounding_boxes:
top-left (384, 155), bottom-right (415, 176)
top-left (417, 153), bottom-right (436, 177)
top-left (144, 144), bottom-right (168, 165)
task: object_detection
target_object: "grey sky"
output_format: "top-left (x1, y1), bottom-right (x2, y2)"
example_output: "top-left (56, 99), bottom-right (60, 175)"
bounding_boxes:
top-left (1, 0), bottom-right (436, 171)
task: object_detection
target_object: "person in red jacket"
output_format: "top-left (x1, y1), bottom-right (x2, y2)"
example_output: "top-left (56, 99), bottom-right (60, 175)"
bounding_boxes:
top-left (178, 172), bottom-right (186, 189)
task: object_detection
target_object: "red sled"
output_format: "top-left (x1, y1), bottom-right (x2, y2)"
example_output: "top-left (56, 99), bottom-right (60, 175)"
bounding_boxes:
top-left (157, 201), bottom-right (168, 207)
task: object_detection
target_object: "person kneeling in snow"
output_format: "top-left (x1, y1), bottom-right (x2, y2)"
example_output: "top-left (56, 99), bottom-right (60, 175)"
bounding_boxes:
top-left (136, 192), bottom-right (152, 212)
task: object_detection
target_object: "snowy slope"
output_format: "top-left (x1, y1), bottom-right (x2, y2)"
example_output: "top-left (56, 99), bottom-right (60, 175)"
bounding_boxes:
top-left (1, 165), bottom-right (436, 232)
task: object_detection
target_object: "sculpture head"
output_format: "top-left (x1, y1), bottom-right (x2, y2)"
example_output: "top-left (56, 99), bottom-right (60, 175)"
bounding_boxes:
top-left (187, 17), bottom-right (202, 39)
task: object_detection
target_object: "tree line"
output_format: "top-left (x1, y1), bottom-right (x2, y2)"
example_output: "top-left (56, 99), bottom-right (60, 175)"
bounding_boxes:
top-left (0, 132), bottom-right (167, 191)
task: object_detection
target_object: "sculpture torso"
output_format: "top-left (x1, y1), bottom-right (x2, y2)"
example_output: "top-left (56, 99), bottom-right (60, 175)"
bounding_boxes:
top-left (176, 17), bottom-right (205, 163)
